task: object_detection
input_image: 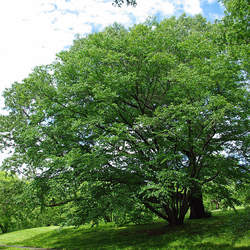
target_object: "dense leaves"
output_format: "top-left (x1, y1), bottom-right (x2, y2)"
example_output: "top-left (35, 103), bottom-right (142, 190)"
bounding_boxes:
top-left (0, 171), bottom-right (67, 233)
top-left (221, 0), bottom-right (249, 44)
top-left (112, 0), bottom-right (137, 7)
top-left (0, 172), bottom-right (29, 233)
top-left (0, 14), bottom-right (249, 226)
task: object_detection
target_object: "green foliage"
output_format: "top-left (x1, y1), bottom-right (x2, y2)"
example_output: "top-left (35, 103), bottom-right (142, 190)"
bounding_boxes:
top-left (220, 0), bottom-right (249, 44)
top-left (0, 172), bottom-right (27, 233)
top-left (234, 182), bottom-right (250, 206)
top-left (219, 0), bottom-right (249, 81)
top-left (0, 15), bottom-right (249, 226)
top-left (63, 182), bottom-right (154, 227)
top-left (0, 171), bottom-right (68, 233)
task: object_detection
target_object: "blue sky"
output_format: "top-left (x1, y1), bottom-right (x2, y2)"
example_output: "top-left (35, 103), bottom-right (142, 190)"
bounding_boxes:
top-left (0, 0), bottom-right (225, 161)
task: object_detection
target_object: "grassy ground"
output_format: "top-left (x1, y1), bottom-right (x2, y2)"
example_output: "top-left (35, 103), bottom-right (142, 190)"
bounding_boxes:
top-left (0, 207), bottom-right (249, 250)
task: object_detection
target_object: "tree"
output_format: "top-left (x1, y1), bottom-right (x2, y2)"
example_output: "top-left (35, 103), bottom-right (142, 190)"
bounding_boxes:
top-left (60, 181), bottom-right (154, 227)
top-left (0, 171), bottom-right (72, 232)
top-left (112, 0), bottom-right (249, 220)
top-left (1, 15), bottom-right (248, 226)
top-left (220, 0), bottom-right (249, 43)
top-left (0, 172), bottom-right (27, 233)
top-left (219, 0), bottom-right (249, 76)
top-left (112, 0), bottom-right (137, 7)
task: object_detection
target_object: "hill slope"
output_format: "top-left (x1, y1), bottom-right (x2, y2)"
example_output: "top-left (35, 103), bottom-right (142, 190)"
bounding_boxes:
top-left (0, 208), bottom-right (249, 250)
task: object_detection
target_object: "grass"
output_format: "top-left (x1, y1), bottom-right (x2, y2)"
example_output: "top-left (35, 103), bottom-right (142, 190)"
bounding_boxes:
top-left (0, 207), bottom-right (249, 250)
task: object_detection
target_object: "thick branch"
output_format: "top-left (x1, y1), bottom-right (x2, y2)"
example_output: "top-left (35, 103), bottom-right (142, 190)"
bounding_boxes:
top-left (144, 202), bottom-right (168, 221)
top-left (201, 171), bottom-right (219, 185)
top-left (45, 197), bottom-right (83, 207)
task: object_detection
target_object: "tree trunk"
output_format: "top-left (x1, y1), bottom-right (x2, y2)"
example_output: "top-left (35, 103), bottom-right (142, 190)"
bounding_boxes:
top-left (104, 214), bottom-right (112, 223)
top-left (144, 199), bottom-right (189, 226)
top-left (0, 224), bottom-right (8, 234)
top-left (167, 215), bottom-right (185, 226)
top-left (166, 202), bottom-right (189, 226)
top-left (189, 187), bottom-right (206, 219)
top-left (216, 201), bottom-right (219, 210)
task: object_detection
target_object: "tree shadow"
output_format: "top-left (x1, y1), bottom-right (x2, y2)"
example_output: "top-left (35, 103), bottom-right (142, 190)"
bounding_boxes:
top-left (2, 209), bottom-right (249, 250)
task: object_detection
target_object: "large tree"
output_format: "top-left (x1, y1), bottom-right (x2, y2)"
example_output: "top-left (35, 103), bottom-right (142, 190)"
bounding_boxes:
top-left (1, 15), bottom-right (248, 226)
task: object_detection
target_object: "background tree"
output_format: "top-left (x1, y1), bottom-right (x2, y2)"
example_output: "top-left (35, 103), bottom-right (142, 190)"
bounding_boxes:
top-left (0, 172), bottom-right (27, 233)
top-left (0, 170), bottom-right (72, 233)
top-left (1, 15), bottom-right (248, 226)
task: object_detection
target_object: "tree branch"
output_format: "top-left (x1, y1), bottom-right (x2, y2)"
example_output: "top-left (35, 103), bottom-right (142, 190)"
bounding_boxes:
top-left (202, 171), bottom-right (220, 185)
top-left (143, 202), bottom-right (168, 221)
top-left (44, 197), bottom-right (83, 207)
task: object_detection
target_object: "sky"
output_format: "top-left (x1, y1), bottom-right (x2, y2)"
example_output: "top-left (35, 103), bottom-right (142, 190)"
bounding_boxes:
top-left (0, 0), bottom-right (225, 163)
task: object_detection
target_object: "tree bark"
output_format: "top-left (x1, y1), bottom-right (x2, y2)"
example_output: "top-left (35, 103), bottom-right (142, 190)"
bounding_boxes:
top-left (0, 224), bottom-right (8, 234)
top-left (189, 187), bottom-right (207, 219)
top-left (104, 214), bottom-right (113, 223)
top-left (144, 194), bottom-right (189, 226)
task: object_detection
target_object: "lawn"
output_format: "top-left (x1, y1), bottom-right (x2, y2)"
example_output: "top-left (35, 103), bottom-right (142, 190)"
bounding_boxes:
top-left (0, 208), bottom-right (249, 250)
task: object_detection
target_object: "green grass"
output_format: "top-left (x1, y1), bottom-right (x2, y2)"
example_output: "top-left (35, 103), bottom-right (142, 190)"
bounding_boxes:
top-left (0, 208), bottom-right (249, 250)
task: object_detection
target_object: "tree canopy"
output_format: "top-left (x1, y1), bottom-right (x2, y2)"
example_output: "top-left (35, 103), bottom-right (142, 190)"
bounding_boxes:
top-left (112, 0), bottom-right (137, 7)
top-left (0, 14), bottom-right (249, 226)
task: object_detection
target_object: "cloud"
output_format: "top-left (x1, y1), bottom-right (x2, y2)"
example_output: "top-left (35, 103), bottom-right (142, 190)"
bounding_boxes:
top-left (0, 0), bottom-right (79, 110)
top-left (39, 0), bottom-right (176, 32)
top-left (183, 0), bottom-right (202, 15)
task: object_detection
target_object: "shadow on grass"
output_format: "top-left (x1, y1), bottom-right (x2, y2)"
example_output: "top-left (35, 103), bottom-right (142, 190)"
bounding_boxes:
top-left (3, 208), bottom-right (250, 250)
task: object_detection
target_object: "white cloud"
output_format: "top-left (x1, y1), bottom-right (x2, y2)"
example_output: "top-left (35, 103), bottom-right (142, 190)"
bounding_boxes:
top-left (39, 0), bottom-right (177, 30)
top-left (129, 0), bottom-right (175, 23)
top-left (183, 0), bottom-right (202, 15)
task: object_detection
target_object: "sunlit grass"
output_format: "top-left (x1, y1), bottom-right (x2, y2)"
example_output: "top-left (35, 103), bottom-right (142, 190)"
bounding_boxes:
top-left (0, 207), bottom-right (249, 249)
